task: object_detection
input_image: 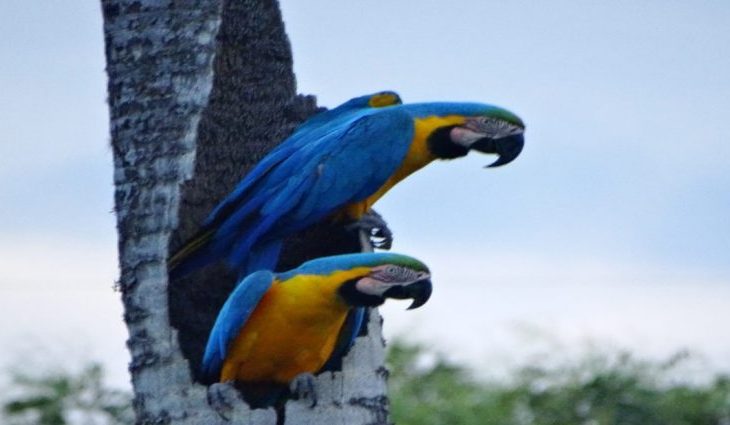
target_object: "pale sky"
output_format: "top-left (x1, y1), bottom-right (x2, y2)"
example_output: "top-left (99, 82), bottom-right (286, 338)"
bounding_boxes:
top-left (1, 1), bottom-right (729, 390)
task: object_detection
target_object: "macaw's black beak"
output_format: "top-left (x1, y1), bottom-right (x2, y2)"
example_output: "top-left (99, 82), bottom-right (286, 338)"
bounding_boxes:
top-left (471, 133), bottom-right (525, 168)
top-left (383, 278), bottom-right (433, 310)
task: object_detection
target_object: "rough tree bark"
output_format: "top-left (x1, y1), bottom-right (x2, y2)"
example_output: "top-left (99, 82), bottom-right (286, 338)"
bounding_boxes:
top-left (104, 0), bottom-right (390, 424)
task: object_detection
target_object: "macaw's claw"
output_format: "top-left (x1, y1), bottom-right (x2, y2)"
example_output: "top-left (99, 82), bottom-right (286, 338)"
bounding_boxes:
top-left (207, 382), bottom-right (237, 420)
top-left (290, 372), bottom-right (318, 408)
top-left (347, 210), bottom-right (393, 250)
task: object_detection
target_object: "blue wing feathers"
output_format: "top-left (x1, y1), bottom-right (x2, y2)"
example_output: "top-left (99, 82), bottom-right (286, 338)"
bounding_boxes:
top-left (288, 112), bottom-right (415, 225)
top-left (226, 171), bottom-right (318, 268)
top-left (174, 103), bottom-right (415, 278)
top-left (204, 146), bottom-right (294, 227)
top-left (201, 270), bottom-right (275, 381)
top-left (217, 109), bottom-right (413, 276)
top-left (244, 240), bottom-right (283, 277)
top-left (228, 210), bottom-right (284, 269)
top-left (253, 110), bottom-right (412, 273)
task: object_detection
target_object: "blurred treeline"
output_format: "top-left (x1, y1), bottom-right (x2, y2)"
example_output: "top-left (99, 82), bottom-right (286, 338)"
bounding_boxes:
top-left (1, 364), bottom-right (132, 425)
top-left (389, 341), bottom-right (730, 425)
top-left (3, 340), bottom-right (729, 424)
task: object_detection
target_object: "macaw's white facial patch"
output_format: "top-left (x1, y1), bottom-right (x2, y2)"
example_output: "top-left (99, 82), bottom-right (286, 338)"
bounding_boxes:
top-left (450, 127), bottom-right (485, 147)
top-left (355, 276), bottom-right (393, 296)
top-left (453, 117), bottom-right (524, 148)
top-left (356, 265), bottom-right (431, 296)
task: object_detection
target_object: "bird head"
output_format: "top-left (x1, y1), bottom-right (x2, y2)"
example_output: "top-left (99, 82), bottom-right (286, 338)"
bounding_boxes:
top-left (333, 253), bottom-right (432, 310)
top-left (452, 108), bottom-right (525, 167)
top-left (416, 103), bottom-right (525, 167)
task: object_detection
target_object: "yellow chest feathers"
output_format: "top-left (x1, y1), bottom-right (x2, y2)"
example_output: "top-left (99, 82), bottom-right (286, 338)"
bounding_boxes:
top-left (220, 268), bottom-right (369, 383)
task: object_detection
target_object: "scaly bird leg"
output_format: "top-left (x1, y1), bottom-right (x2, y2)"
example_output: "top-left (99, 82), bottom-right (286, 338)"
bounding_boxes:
top-left (289, 372), bottom-right (318, 408)
top-left (346, 209), bottom-right (393, 250)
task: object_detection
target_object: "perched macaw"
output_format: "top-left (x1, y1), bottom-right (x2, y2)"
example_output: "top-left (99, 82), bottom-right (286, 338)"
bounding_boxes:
top-left (201, 252), bottom-right (431, 406)
top-left (169, 94), bottom-right (524, 279)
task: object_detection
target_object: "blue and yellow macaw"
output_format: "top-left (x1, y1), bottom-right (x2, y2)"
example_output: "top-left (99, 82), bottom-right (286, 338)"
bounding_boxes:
top-left (201, 252), bottom-right (431, 406)
top-left (169, 92), bottom-right (524, 278)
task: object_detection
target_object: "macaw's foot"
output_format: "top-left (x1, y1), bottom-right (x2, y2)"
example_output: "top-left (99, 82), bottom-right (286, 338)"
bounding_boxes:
top-left (289, 372), bottom-right (318, 408)
top-left (346, 209), bottom-right (393, 250)
top-left (207, 382), bottom-right (238, 420)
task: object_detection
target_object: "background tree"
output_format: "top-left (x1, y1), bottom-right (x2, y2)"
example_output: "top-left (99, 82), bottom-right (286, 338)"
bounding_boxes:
top-left (103, 0), bottom-right (389, 423)
top-left (5, 343), bottom-right (730, 424)
top-left (2, 364), bottom-right (133, 425)
top-left (387, 341), bottom-right (730, 425)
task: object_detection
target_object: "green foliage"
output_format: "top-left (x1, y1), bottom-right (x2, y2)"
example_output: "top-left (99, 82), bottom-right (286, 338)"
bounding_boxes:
top-left (2, 363), bottom-right (133, 425)
top-left (3, 344), bottom-right (729, 424)
top-left (387, 341), bottom-right (730, 425)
